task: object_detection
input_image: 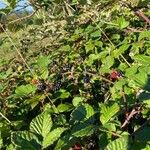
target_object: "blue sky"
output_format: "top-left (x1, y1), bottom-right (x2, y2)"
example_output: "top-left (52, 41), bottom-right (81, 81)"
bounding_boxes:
top-left (0, 0), bottom-right (33, 11)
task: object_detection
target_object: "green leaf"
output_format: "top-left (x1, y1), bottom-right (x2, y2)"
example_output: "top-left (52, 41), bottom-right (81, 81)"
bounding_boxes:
top-left (86, 54), bottom-right (101, 66)
top-left (90, 30), bottom-right (101, 38)
top-left (113, 44), bottom-right (130, 58)
top-left (70, 103), bottom-right (95, 123)
top-left (100, 56), bottom-right (114, 73)
top-left (54, 134), bottom-right (71, 150)
top-left (100, 103), bottom-right (120, 125)
top-left (105, 136), bottom-right (130, 150)
top-left (133, 55), bottom-right (150, 65)
top-left (133, 72), bottom-right (148, 88)
top-left (0, 133), bottom-right (3, 149)
top-left (72, 123), bottom-right (95, 137)
top-left (116, 17), bottom-right (129, 29)
top-left (131, 141), bottom-right (150, 150)
top-left (125, 65), bottom-right (139, 78)
top-left (57, 103), bottom-right (73, 112)
top-left (57, 89), bottom-right (70, 99)
top-left (143, 99), bottom-right (150, 108)
top-left (42, 127), bottom-right (67, 148)
top-left (15, 84), bottom-right (36, 97)
top-left (103, 122), bottom-right (116, 132)
top-left (36, 56), bottom-right (50, 68)
top-left (11, 131), bottom-right (40, 150)
top-left (138, 30), bottom-right (150, 41)
top-left (85, 40), bottom-right (95, 53)
top-left (6, 144), bottom-right (15, 150)
top-left (134, 126), bottom-right (150, 141)
top-left (72, 96), bottom-right (86, 106)
top-left (40, 68), bottom-right (49, 80)
top-left (30, 112), bottom-right (52, 139)
top-left (25, 94), bottom-right (46, 109)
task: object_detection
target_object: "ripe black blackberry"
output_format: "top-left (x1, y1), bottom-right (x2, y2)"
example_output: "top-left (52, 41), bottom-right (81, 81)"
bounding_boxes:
top-left (37, 80), bottom-right (47, 91)
top-left (83, 74), bottom-right (90, 83)
top-left (53, 80), bottom-right (62, 91)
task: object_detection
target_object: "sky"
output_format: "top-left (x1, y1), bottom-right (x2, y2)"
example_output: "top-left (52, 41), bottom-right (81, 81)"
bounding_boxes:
top-left (0, 0), bottom-right (33, 11)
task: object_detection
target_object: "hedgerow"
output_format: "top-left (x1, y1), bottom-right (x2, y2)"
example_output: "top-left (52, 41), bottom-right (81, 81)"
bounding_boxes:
top-left (0, 0), bottom-right (150, 149)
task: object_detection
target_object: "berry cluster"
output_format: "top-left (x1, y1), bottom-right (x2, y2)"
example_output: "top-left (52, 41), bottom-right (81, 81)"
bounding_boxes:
top-left (53, 80), bottom-right (62, 91)
top-left (37, 80), bottom-right (47, 91)
top-left (110, 70), bottom-right (123, 80)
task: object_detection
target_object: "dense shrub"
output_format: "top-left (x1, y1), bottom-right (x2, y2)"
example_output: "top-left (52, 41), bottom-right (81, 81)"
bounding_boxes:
top-left (0, 0), bottom-right (150, 149)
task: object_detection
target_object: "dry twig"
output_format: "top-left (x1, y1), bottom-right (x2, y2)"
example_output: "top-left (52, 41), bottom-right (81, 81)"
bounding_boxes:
top-left (121, 108), bottom-right (140, 128)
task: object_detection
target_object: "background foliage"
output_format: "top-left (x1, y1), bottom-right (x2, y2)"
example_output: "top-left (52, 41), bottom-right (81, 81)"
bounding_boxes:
top-left (0, 0), bottom-right (150, 149)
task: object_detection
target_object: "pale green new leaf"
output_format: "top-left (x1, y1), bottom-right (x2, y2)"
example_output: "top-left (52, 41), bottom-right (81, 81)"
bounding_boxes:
top-left (42, 127), bottom-right (67, 149)
top-left (116, 17), bottom-right (129, 29)
top-left (30, 112), bottom-right (52, 139)
top-left (6, 144), bottom-right (15, 150)
top-left (72, 96), bottom-right (86, 106)
top-left (100, 103), bottom-right (120, 125)
top-left (57, 103), bottom-right (73, 112)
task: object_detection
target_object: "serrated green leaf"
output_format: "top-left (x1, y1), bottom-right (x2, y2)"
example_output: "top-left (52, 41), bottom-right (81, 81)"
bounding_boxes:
top-left (25, 94), bottom-right (46, 109)
top-left (30, 112), bottom-right (52, 139)
top-left (42, 127), bottom-right (67, 148)
top-left (54, 134), bottom-right (73, 150)
top-left (15, 84), bottom-right (36, 97)
top-left (86, 54), bottom-right (101, 66)
top-left (116, 17), bottom-right (129, 29)
top-left (125, 65), bottom-right (139, 78)
top-left (70, 104), bottom-right (95, 123)
top-left (40, 68), bottom-right (49, 79)
top-left (100, 56), bottom-right (114, 73)
top-left (90, 30), bottom-right (101, 38)
top-left (105, 136), bottom-right (130, 150)
top-left (100, 103), bottom-right (120, 125)
top-left (11, 131), bottom-right (40, 150)
top-left (72, 123), bottom-right (95, 137)
top-left (133, 55), bottom-right (150, 65)
top-left (57, 89), bottom-right (70, 99)
top-left (138, 30), bottom-right (150, 41)
top-left (103, 122), bottom-right (116, 132)
top-left (133, 72), bottom-right (148, 88)
top-left (113, 44), bottom-right (130, 58)
top-left (57, 103), bottom-right (73, 112)
top-left (143, 99), bottom-right (150, 108)
top-left (36, 56), bottom-right (50, 69)
top-left (6, 144), bottom-right (15, 150)
top-left (85, 40), bottom-right (95, 53)
top-left (72, 96), bottom-right (86, 106)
